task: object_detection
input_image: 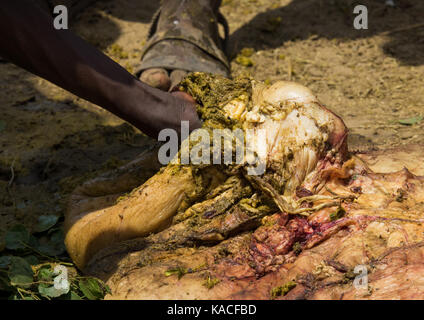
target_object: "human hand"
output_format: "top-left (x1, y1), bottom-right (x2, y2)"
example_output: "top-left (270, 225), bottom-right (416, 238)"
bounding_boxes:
top-left (170, 90), bottom-right (202, 132)
top-left (140, 89), bottom-right (202, 139)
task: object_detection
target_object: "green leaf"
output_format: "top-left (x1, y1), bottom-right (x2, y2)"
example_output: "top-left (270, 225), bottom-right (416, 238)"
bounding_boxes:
top-left (34, 215), bottom-right (59, 233)
top-left (61, 290), bottom-right (81, 300)
top-left (398, 116), bottom-right (423, 125)
top-left (28, 235), bottom-right (39, 248)
top-left (78, 278), bottom-right (104, 300)
top-left (0, 256), bottom-right (12, 269)
top-left (104, 284), bottom-right (111, 295)
top-left (0, 275), bottom-right (13, 292)
top-left (37, 265), bottom-right (70, 298)
top-left (37, 265), bottom-right (54, 282)
top-left (5, 225), bottom-right (30, 250)
top-left (38, 283), bottom-right (68, 298)
top-left (0, 238), bottom-right (5, 252)
top-left (8, 257), bottom-right (34, 288)
top-left (165, 266), bottom-right (188, 279)
top-left (330, 206), bottom-right (346, 221)
top-left (24, 255), bottom-right (39, 266)
top-left (70, 291), bottom-right (83, 300)
top-left (9, 293), bottom-right (20, 300)
top-left (36, 230), bottom-right (66, 256)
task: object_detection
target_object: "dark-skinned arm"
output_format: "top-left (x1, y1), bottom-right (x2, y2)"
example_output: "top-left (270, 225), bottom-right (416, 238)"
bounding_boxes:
top-left (0, 1), bottom-right (201, 138)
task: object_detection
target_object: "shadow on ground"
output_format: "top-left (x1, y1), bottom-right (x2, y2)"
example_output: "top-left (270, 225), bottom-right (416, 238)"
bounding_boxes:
top-left (68, 0), bottom-right (424, 66)
top-left (228, 0), bottom-right (423, 66)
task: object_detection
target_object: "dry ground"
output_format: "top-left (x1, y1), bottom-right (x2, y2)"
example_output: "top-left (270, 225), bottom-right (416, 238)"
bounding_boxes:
top-left (0, 0), bottom-right (423, 244)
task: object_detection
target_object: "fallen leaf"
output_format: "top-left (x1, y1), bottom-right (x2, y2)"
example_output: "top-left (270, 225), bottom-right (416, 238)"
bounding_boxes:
top-left (5, 225), bottom-right (30, 250)
top-left (398, 116), bottom-right (423, 125)
top-left (8, 257), bottom-right (34, 288)
top-left (78, 278), bottom-right (104, 300)
top-left (0, 256), bottom-right (12, 269)
top-left (36, 230), bottom-right (66, 256)
top-left (34, 215), bottom-right (59, 233)
top-left (24, 255), bottom-right (39, 266)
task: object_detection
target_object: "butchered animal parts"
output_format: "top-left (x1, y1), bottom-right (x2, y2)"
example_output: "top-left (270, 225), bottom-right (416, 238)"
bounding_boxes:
top-left (64, 74), bottom-right (424, 300)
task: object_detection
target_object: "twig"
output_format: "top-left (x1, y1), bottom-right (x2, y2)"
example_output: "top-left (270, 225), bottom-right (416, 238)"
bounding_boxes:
top-left (8, 159), bottom-right (15, 188)
top-left (17, 287), bottom-right (41, 300)
top-left (287, 58), bottom-right (293, 81)
top-left (19, 241), bottom-right (61, 262)
top-left (381, 23), bottom-right (424, 36)
top-left (42, 157), bottom-right (54, 180)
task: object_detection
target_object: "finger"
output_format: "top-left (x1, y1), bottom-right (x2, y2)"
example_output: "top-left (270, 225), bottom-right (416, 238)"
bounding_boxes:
top-left (171, 91), bottom-right (196, 104)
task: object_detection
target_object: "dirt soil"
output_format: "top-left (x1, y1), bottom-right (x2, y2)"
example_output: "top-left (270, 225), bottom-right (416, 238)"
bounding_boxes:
top-left (0, 0), bottom-right (423, 250)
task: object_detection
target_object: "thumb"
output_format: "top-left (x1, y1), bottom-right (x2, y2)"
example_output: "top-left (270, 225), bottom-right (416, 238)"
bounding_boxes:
top-left (171, 91), bottom-right (202, 132)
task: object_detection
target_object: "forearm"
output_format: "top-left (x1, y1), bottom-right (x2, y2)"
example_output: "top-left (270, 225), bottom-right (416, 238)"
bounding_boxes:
top-left (0, 1), bottom-right (185, 137)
